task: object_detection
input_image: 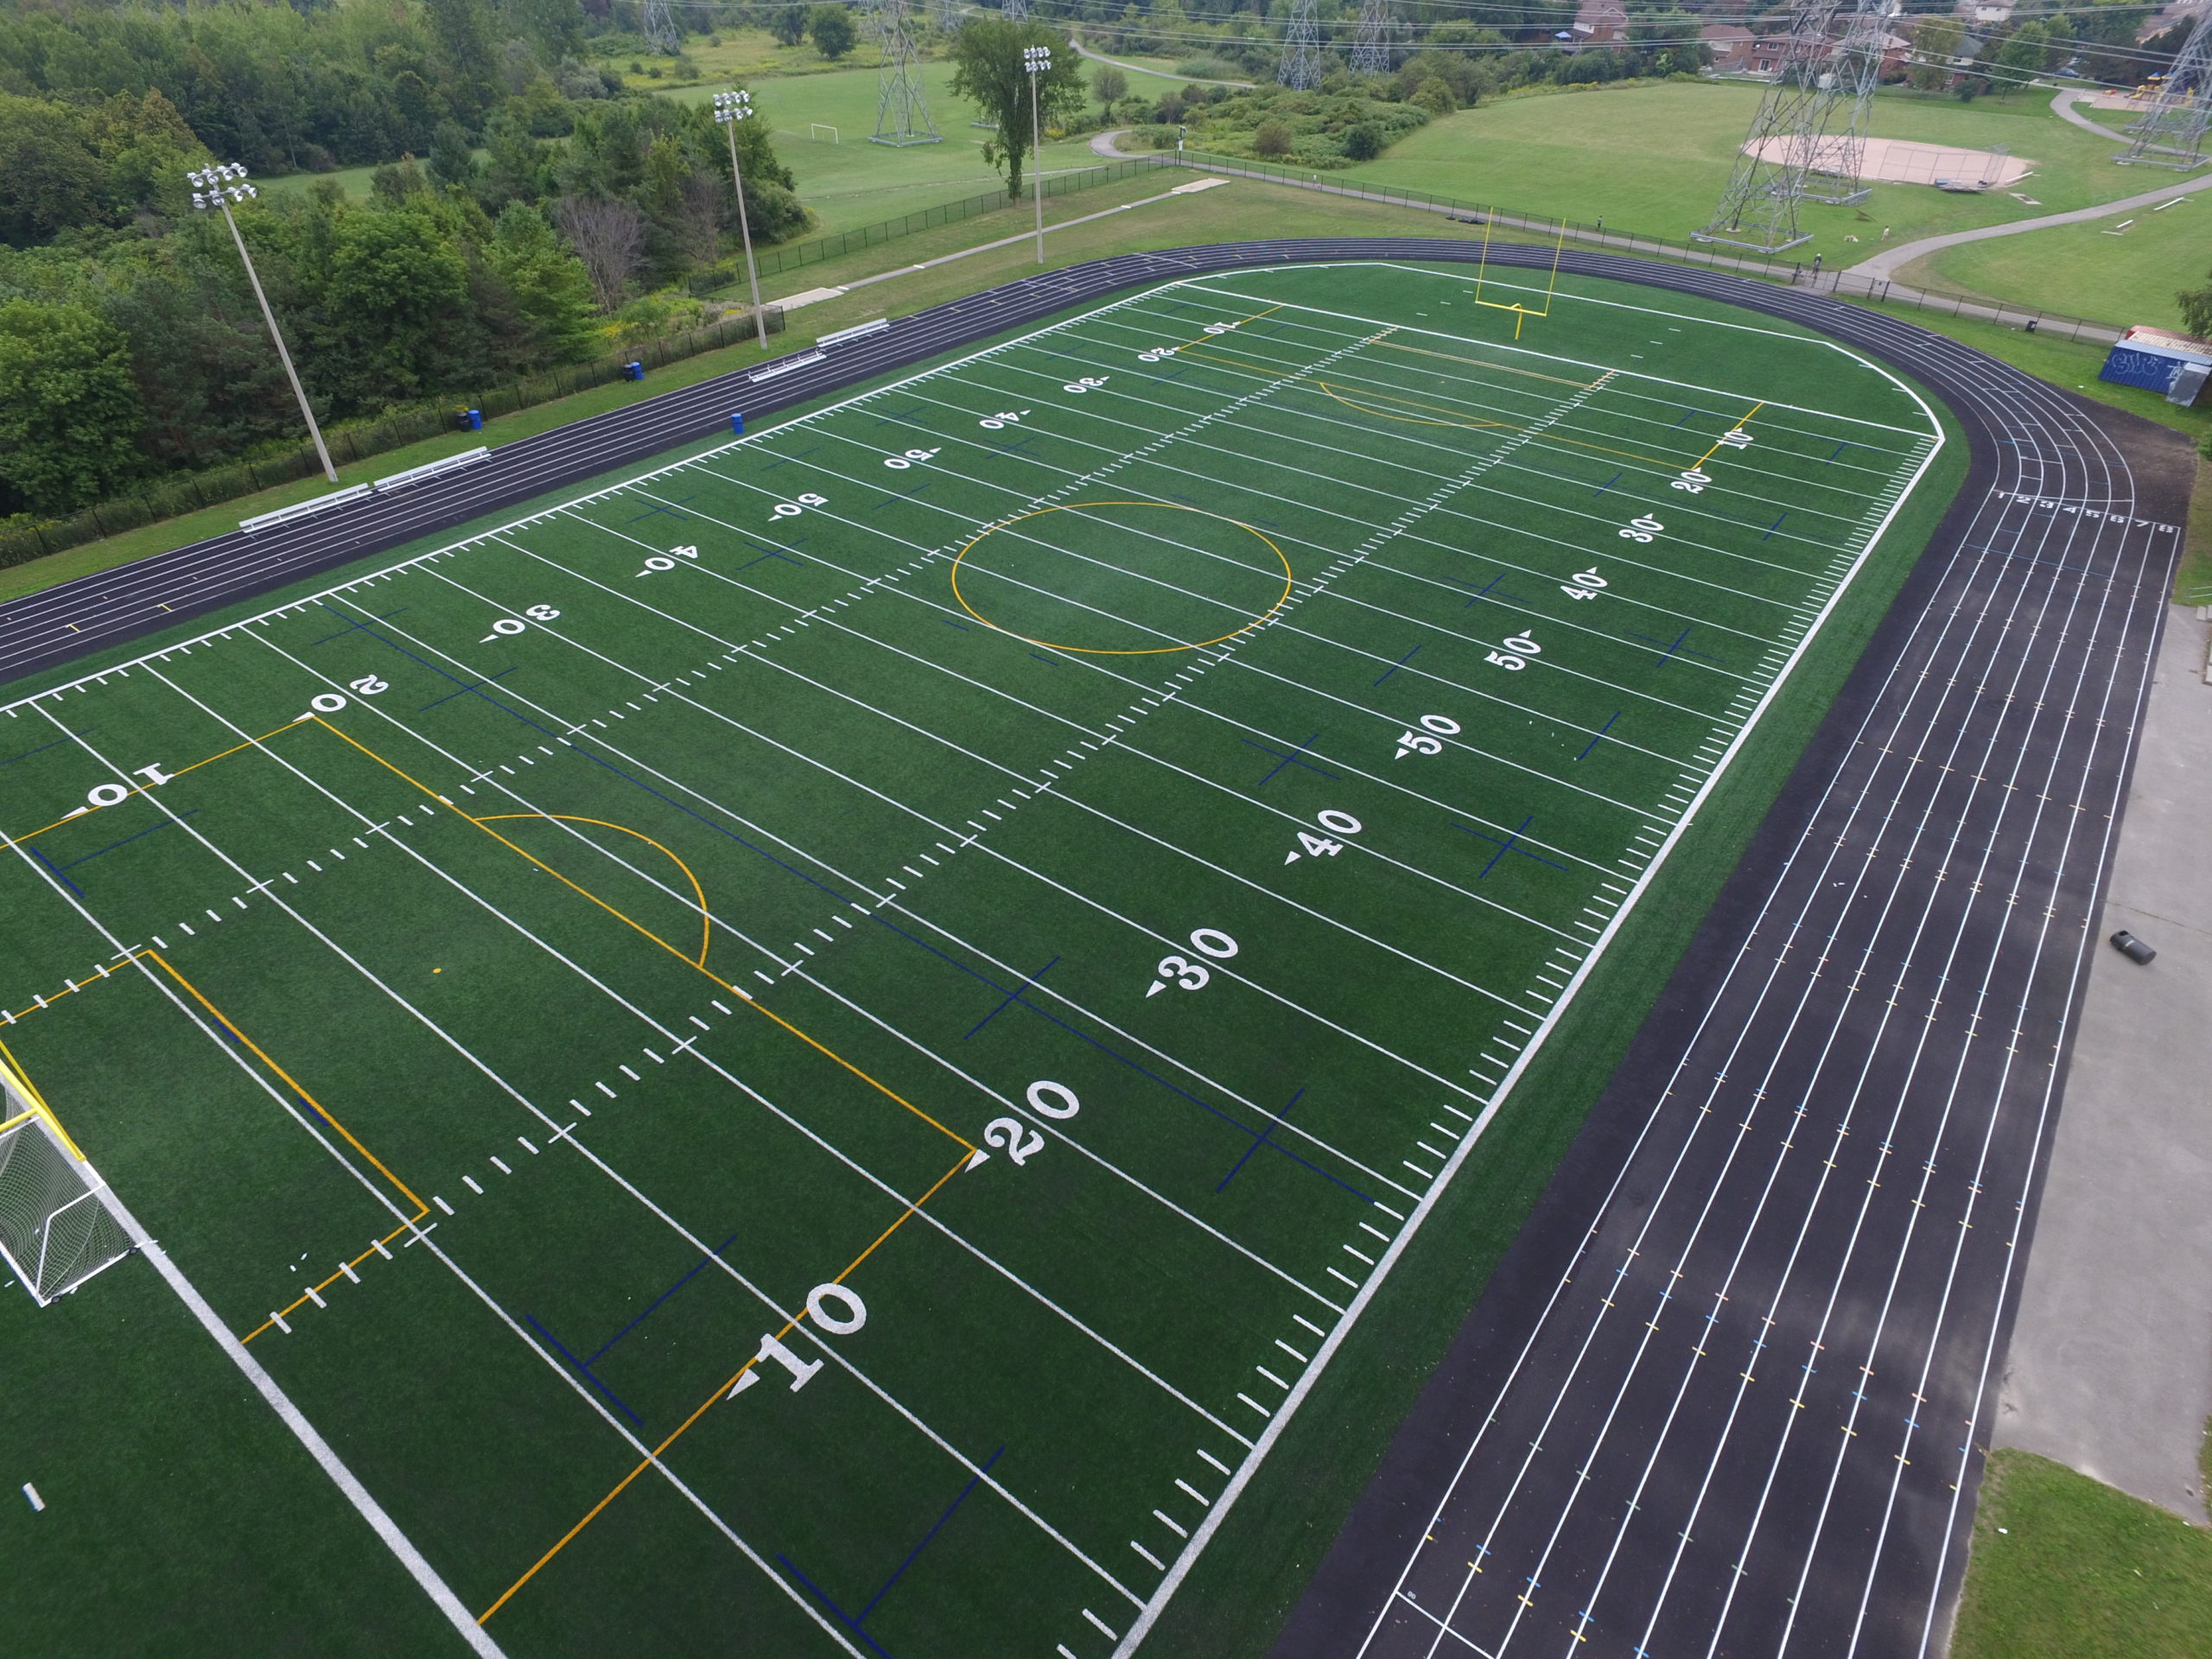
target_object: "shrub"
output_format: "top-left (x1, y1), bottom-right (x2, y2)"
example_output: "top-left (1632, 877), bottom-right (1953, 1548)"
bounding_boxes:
top-left (1411, 78), bottom-right (1456, 116)
top-left (1252, 120), bottom-right (1294, 156)
top-left (1175, 57), bottom-right (1239, 80)
top-left (1342, 123), bottom-right (1382, 161)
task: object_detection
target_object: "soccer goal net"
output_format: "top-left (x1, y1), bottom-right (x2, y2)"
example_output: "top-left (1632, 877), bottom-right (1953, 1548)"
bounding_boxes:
top-left (0, 1052), bottom-right (132, 1306)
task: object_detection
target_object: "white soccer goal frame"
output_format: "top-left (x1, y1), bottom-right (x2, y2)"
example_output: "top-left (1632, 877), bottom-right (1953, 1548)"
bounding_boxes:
top-left (0, 1051), bottom-right (133, 1306)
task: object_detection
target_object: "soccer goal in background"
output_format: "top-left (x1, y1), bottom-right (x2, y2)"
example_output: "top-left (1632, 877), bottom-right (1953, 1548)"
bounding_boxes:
top-left (0, 1045), bottom-right (132, 1305)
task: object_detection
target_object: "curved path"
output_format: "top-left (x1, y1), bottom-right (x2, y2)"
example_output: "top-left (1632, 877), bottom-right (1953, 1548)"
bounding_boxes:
top-left (1067, 30), bottom-right (1255, 88)
top-left (1844, 154), bottom-right (2212, 283)
top-left (2052, 86), bottom-right (2133, 143)
top-left (1, 238), bottom-right (2194, 1659)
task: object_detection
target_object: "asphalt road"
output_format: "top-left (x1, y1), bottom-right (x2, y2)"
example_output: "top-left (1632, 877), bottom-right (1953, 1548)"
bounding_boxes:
top-left (4, 240), bottom-right (2194, 1657)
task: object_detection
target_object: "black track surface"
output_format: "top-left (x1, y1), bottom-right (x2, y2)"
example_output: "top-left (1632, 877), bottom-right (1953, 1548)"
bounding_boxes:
top-left (1252, 259), bottom-right (2196, 1656)
top-left (3, 241), bottom-right (2193, 1656)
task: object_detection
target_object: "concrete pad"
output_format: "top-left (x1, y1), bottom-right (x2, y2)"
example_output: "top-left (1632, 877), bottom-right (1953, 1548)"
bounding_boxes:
top-left (1996, 603), bottom-right (2212, 1523)
top-left (1744, 135), bottom-right (2034, 187)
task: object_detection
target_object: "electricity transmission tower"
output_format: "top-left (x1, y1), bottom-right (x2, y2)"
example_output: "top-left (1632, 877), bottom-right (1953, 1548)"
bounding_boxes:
top-left (2115, 6), bottom-right (2212, 168)
top-left (639, 0), bottom-right (680, 54)
top-left (868, 0), bottom-right (941, 145)
top-left (1691, 0), bottom-right (1886, 252)
top-left (1001, 0), bottom-right (1028, 21)
top-left (1801, 0), bottom-right (1889, 202)
top-left (1351, 0), bottom-right (1391, 75)
top-left (1279, 0), bottom-right (1323, 89)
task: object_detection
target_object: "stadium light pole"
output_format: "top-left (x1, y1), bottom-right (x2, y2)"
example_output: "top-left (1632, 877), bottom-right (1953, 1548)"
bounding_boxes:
top-left (188, 163), bottom-right (339, 486)
top-left (714, 90), bottom-right (772, 353)
top-left (1023, 43), bottom-right (1051, 264)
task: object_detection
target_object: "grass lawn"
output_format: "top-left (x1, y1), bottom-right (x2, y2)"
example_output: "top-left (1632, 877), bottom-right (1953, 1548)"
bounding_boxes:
top-left (655, 60), bottom-right (1108, 236)
top-left (594, 24), bottom-right (898, 86)
top-left (1953, 1450), bottom-right (2212, 1658)
top-left (2181, 455), bottom-right (2212, 605)
top-left (1911, 191), bottom-right (2208, 333)
top-left (1338, 80), bottom-right (2155, 283)
top-left (257, 158), bottom-right (385, 202)
top-left (0, 257), bottom-right (1956, 1656)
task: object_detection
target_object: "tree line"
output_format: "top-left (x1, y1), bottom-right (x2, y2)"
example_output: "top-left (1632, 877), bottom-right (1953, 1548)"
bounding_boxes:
top-left (0, 0), bottom-right (807, 524)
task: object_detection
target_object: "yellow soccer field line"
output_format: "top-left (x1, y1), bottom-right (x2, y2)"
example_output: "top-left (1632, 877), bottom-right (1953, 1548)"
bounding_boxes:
top-left (1694, 402), bottom-right (1767, 469)
top-left (479, 1147), bottom-right (976, 1626)
top-left (0, 722), bottom-right (296, 850)
top-left (1371, 338), bottom-right (1598, 390)
top-left (2, 968), bottom-right (419, 1317)
top-left (476, 813), bottom-right (713, 969)
top-left (1174, 302), bottom-right (1283, 350)
top-left (1310, 380), bottom-right (1508, 432)
top-left (948, 500), bottom-right (1294, 657)
top-left (316, 721), bottom-right (971, 1151)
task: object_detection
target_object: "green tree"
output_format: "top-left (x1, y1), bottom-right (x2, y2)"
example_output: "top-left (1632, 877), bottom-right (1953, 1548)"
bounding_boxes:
top-left (1909, 16), bottom-right (1966, 92)
top-left (1252, 118), bottom-right (1293, 157)
top-left (0, 96), bottom-right (106, 247)
top-left (0, 299), bottom-right (144, 516)
top-left (1091, 63), bottom-right (1128, 111)
top-left (949, 18), bottom-right (1087, 199)
top-left (770, 4), bottom-right (810, 47)
top-left (2179, 266), bottom-right (2212, 340)
top-left (1993, 20), bottom-right (2054, 90)
top-left (424, 0), bottom-right (499, 126)
top-left (321, 205), bottom-right (474, 402)
top-left (808, 4), bottom-right (856, 60)
top-left (429, 119), bottom-right (480, 188)
top-left (486, 201), bottom-right (601, 363)
top-left (1342, 122), bottom-right (1383, 161)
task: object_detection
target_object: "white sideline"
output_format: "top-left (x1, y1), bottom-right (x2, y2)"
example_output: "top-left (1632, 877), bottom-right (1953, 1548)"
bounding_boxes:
top-left (95, 1184), bottom-right (504, 1658)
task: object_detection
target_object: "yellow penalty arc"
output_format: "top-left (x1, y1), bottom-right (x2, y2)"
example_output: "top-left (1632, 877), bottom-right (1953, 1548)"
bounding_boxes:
top-left (474, 814), bottom-right (713, 969)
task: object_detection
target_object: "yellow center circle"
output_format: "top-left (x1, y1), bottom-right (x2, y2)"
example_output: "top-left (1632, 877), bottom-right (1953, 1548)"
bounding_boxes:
top-left (948, 500), bottom-right (1294, 657)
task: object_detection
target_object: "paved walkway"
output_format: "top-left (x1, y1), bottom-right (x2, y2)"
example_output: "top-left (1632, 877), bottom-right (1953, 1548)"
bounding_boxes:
top-left (1843, 165), bottom-right (2212, 284)
top-left (2051, 86), bottom-right (2134, 143)
top-left (1068, 33), bottom-right (1254, 87)
top-left (1995, 600), bottom-right (2212, 1523)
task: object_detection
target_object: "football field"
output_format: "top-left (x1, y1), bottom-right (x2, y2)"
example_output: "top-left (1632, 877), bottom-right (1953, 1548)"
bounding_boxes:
top-left (0, 261), bottom-right (1943, 1656)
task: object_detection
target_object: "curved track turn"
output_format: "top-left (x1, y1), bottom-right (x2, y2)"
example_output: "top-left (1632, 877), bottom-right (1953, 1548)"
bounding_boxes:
top-left (1, 241), bottom-right (2193, 1656)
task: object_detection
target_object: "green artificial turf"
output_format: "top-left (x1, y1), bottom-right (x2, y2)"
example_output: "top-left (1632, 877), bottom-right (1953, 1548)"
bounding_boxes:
top-left (0, 261), bottom-right (1955, 1656)
top-left (1951, 1450), bottom-right (2212, 1659)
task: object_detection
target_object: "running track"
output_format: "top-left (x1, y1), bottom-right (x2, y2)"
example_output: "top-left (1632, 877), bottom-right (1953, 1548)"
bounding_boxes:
top-left (1, 241), bottom-right (2194, 1656)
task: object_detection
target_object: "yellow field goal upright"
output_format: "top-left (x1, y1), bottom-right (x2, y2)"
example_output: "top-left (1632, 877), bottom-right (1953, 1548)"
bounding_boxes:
top-left (0, 1040), bottom-right (133, 1306)
top-left (1469, 217), bottom-right (1569, 339)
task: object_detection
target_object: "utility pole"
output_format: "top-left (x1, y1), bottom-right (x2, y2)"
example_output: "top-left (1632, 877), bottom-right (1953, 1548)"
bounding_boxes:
top-left (714, 91), bottom-right (771, 351)
top-left (188, 163), bottom-right (338, 485)
top-left (1024, 42), bottom-right (1051, 264)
